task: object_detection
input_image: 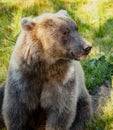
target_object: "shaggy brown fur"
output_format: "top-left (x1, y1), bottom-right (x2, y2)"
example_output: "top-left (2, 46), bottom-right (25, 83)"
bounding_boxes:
top-left (1, 10), bottom-right (92, 130)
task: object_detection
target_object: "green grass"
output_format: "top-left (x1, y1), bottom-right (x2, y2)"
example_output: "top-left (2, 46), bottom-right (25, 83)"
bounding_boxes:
top-left (82, 55), bottom-right (113, 91)
top-left (0, 0), bottom-right (113, 129)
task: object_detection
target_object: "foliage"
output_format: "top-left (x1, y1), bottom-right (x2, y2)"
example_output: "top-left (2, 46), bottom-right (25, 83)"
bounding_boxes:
top-left (82, 53), bottom-right (113, 90)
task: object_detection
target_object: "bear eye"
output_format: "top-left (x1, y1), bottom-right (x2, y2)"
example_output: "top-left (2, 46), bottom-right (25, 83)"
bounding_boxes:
top-left (63, 29), bottom-right (70, 35)
top-left (76, 26), bottom-right (78, 31)
top-left (74, 26), bottom-right (78, 31)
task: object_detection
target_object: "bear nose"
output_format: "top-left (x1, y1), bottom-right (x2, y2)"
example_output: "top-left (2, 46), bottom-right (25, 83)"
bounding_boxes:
top-left (83, 45), bottom-right (92, 53)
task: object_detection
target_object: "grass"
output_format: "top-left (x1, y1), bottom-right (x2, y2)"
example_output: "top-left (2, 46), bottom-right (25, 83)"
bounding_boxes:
top-left (0, 0), bottom-right (113, 129)
top-left (82, 55), bottom-right (113, 91)
top-left (88, 91), bottom-right (113, 130)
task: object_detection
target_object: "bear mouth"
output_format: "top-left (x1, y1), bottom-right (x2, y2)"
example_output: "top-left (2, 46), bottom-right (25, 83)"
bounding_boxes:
top-left (70, 52), bottom-right (89, 61)
top-left (74, 54), bottom-right (87, 61)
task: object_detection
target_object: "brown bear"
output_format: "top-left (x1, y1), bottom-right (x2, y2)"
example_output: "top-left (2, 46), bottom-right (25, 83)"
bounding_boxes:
top-left (1, 10), bottom-right (92, 130)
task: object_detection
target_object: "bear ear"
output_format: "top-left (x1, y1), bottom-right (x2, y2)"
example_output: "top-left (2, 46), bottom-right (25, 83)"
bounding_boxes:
top-left (20, 18), bottom-right (36, 31)
top-left (57, 10), bottom-right (68, 16)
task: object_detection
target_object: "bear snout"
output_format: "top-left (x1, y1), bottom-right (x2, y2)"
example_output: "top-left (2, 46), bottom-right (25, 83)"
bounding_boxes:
top-left (72, 43), bottom-right (92, 61)
top-left (83, 45), bottom-right (92, 54)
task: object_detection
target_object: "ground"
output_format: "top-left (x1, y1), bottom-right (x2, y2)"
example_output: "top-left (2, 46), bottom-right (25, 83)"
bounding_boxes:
top-left (89, 81), bottom-right (113, 130)
top-left (92, 80), bottom-right (113, 112)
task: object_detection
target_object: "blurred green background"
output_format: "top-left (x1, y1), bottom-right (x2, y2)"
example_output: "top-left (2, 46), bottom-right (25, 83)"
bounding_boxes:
top-left (0, 0), bottom-right (113, 129)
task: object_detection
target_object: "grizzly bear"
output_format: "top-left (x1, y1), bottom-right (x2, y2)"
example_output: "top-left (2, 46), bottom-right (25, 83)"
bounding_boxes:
top-left (1, 10), bottom-right (92, 130)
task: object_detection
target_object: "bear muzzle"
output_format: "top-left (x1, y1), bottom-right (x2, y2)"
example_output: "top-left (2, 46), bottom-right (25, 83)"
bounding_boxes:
top-left (76, 44), bottom-right (92, 60)
top-left (70, 44), bottom-right (92, 61)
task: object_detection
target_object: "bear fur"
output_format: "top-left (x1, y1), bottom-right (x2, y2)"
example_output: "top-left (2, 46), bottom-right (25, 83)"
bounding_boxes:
top-left (1, 10), bottom-right (92, 130)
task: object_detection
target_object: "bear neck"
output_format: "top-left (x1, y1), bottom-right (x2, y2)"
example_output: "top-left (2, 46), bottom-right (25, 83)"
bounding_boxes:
top-left (20, 59), bottom-right (71, 82)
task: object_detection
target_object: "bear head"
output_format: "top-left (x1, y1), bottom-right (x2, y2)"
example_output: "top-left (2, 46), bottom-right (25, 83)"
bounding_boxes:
top-left (19, 10), bottom-right (92, 64)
